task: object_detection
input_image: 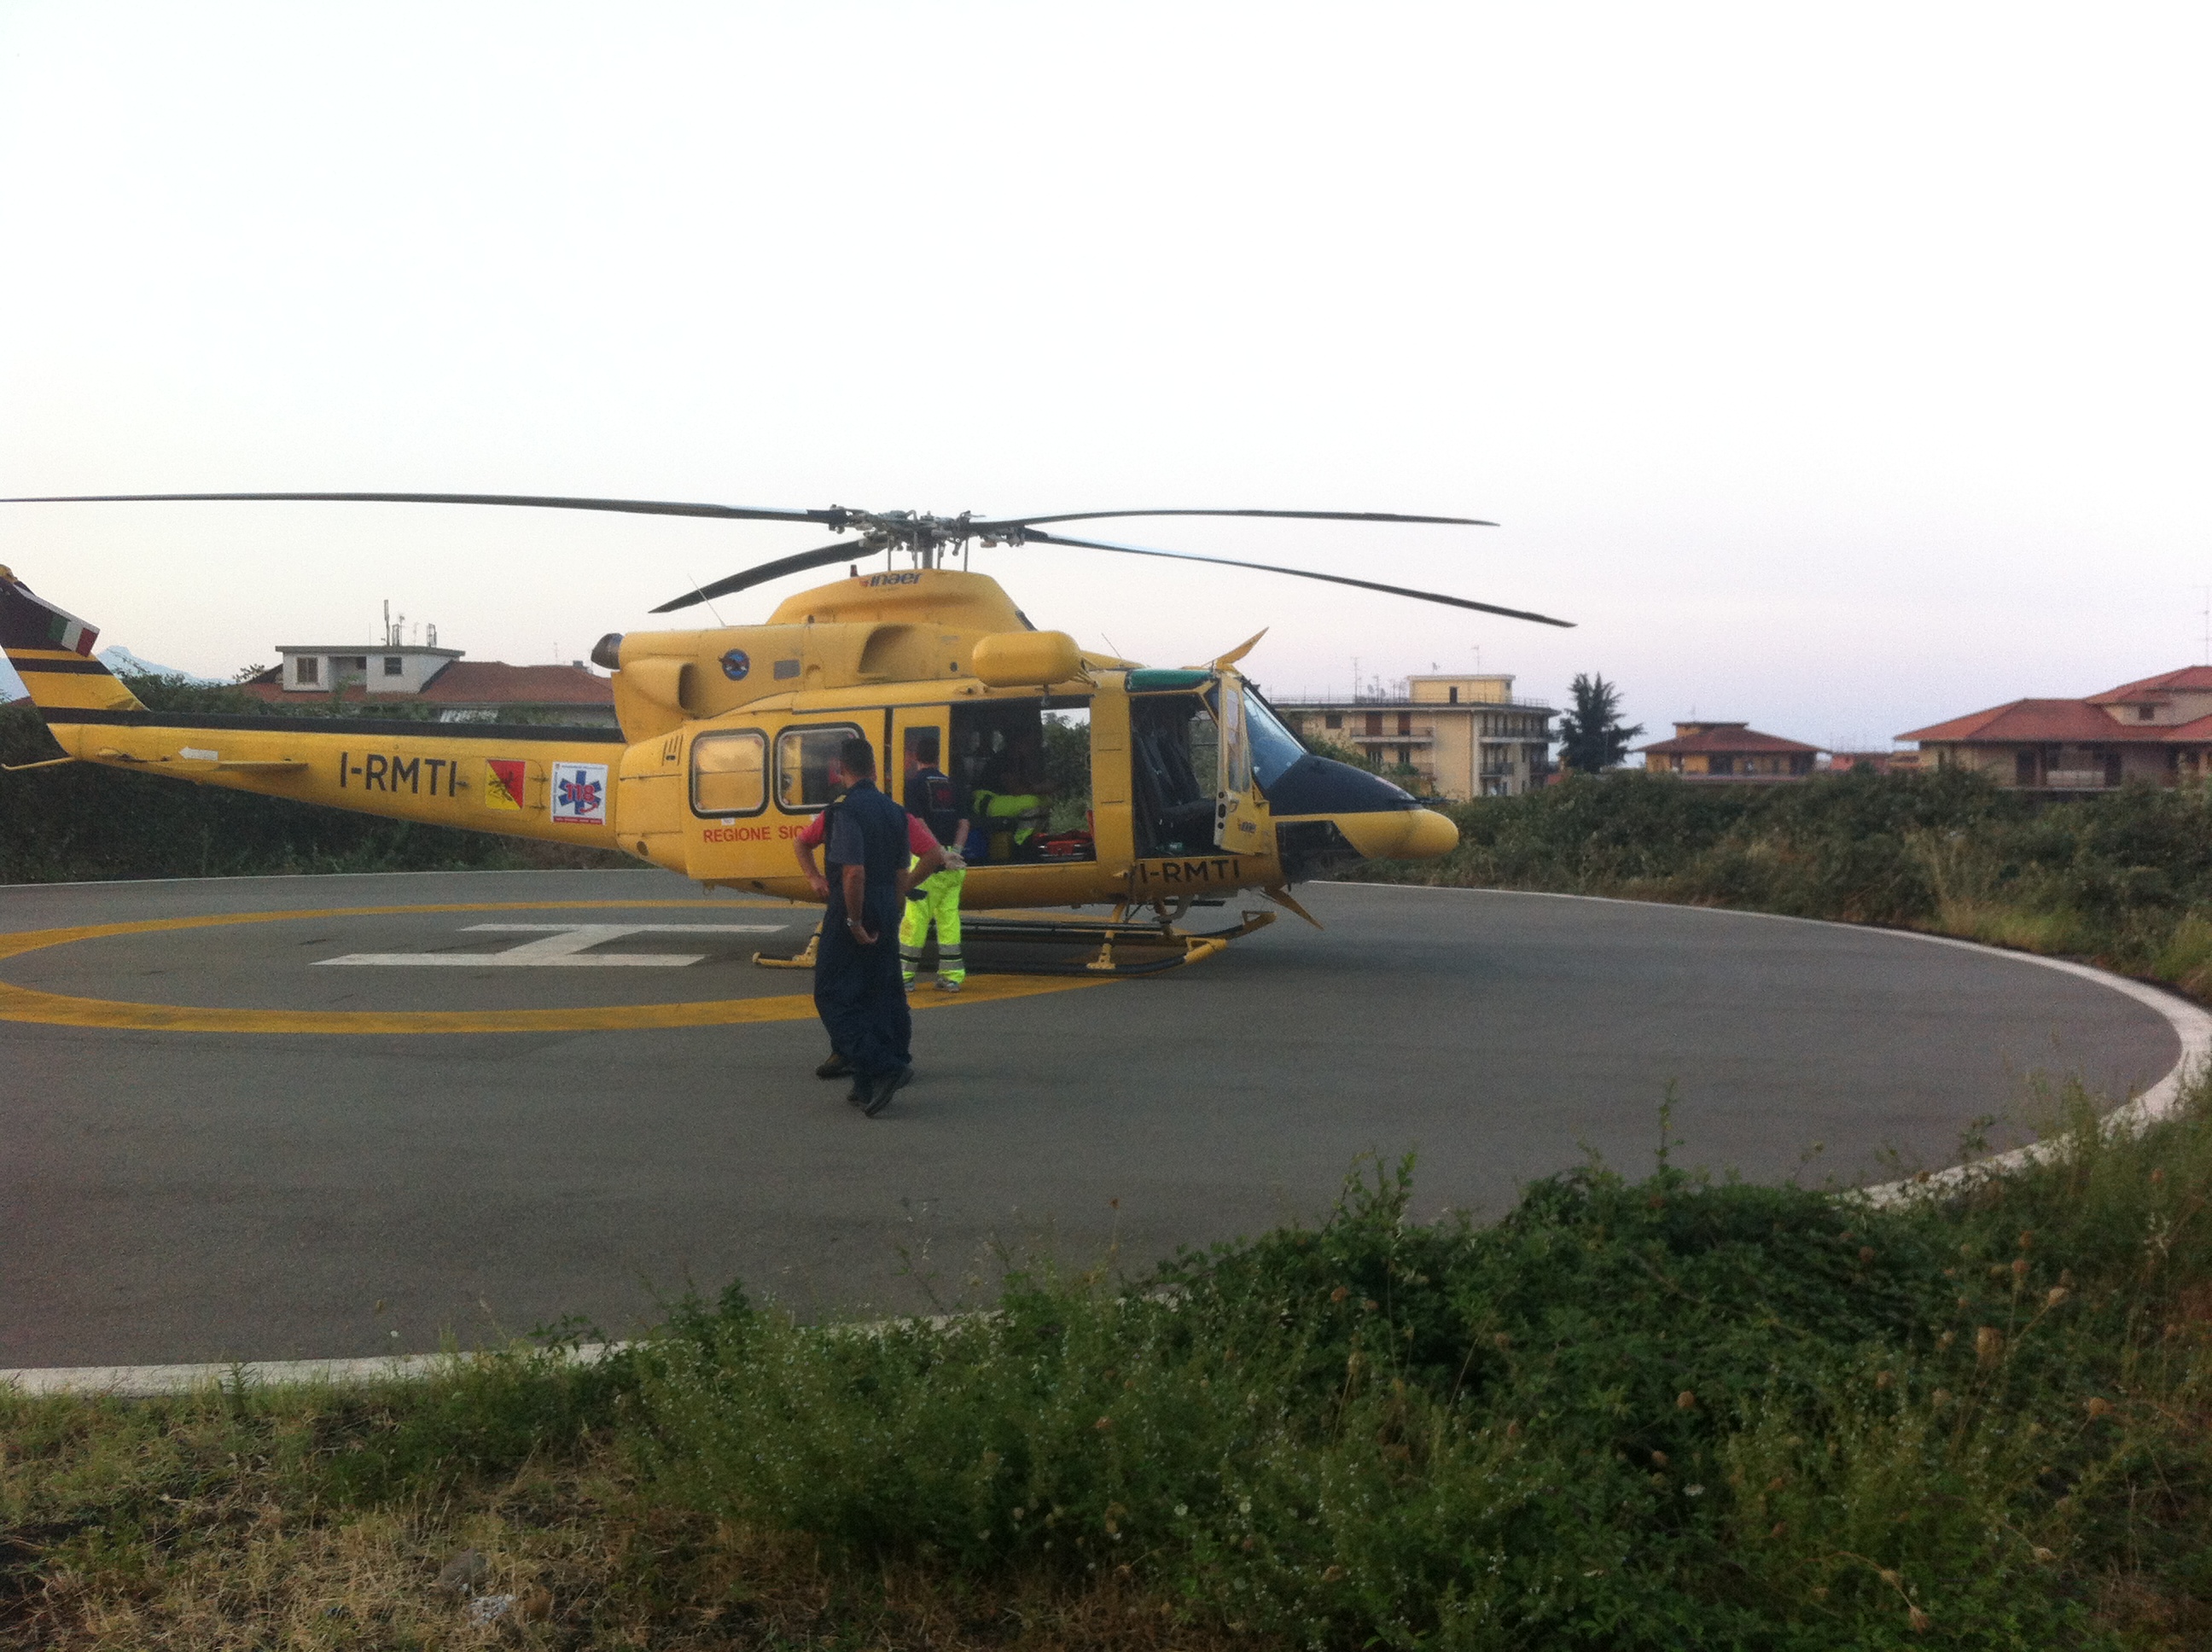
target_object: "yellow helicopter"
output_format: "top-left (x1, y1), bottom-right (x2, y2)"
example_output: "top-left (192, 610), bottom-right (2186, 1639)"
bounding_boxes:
top-left (0, 494), bottom-right (1571, 974)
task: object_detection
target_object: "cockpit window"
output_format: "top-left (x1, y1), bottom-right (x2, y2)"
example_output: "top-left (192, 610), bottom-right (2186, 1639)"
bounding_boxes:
top-left (1243, 689), bottom-right (1307, 789)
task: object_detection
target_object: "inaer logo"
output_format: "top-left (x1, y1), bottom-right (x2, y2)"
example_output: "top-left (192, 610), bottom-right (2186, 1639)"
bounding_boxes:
top-left (484, 759), bottom-right (527, 810)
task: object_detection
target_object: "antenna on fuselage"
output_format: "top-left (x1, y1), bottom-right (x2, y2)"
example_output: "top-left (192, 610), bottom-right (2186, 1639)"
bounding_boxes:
top-left (682, 569), bottom-right (728, 626)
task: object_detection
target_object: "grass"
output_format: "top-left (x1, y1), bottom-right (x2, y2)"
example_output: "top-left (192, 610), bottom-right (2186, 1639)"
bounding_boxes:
top-left (9, 1076), bottom-right (2212, 1649)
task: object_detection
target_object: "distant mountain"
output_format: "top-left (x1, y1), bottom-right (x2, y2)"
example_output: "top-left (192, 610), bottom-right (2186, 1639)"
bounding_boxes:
top-left (1, 647), bottom-right (221, 706)
top-left (97, 647), bottom-right (221, 683)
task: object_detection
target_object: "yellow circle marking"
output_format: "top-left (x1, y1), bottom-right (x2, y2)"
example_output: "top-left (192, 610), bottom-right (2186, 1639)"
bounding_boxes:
top-left (0, 900), bottom-right (1102, 1034)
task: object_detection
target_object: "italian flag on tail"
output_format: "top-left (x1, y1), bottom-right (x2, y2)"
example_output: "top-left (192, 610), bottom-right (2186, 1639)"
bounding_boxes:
top-left (44, 608), bottom-right (99, 655)
top-left (0, 567), bottom-right (100, 656)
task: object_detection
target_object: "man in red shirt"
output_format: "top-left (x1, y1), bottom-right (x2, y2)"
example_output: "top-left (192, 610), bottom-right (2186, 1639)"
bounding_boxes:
top-left (793, 797), bottom-right (945, 1089)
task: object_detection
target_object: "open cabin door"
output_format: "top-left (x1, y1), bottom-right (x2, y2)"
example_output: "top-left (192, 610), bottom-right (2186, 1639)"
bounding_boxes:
top-left (1213, 671), bottom-right (1270, 854)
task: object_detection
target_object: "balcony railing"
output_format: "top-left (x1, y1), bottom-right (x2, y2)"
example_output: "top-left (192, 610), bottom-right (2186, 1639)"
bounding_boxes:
top-left (1274, 693), bottom-right (1556, 713)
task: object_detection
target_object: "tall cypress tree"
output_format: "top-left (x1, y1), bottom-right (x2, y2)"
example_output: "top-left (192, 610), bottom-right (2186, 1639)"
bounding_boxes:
top-left (1556, 673), bottom-right (1644, 773)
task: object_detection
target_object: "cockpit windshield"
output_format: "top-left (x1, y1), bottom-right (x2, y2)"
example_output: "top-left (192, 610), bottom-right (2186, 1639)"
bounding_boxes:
top-left (1243, 687), bottom-right (1307, 788)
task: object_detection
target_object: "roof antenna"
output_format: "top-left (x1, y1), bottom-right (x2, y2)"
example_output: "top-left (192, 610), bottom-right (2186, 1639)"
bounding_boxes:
top-left (683, 569), bottom-right (728, 626)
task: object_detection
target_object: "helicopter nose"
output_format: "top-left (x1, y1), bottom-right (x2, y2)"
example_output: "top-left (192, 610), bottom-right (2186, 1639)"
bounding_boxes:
top-left (1335, 805), bottom-right (1459, 860)
top-left (1397, 807), bottom-right (1459, 859)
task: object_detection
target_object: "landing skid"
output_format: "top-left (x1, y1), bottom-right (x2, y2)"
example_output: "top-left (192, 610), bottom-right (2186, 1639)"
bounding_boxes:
top-left (753, 930), bottom-right (819, 970)
top-left (752, 905), bottom-right (1276, 977)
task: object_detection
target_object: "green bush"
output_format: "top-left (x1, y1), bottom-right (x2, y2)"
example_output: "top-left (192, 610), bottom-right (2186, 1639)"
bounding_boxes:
top-left (10, 1092), bottom-right (2209, 1646)
top-left (1364, 769), bottom-right (2212, 990)
top-left (626, 1085), bottom-right (2212, 1649)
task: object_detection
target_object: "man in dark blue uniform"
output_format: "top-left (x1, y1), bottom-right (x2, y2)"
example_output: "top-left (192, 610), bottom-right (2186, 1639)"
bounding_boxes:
top-left (814, 736), bottom-right (942, 1115)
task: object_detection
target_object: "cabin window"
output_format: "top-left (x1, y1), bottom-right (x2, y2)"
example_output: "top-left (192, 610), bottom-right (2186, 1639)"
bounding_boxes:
top-left (776, 724), bottom-right (865, 811)
top-left (295, 656), bottom-right (319, 685)
top-left (947, 696), bottom-right (1097, 864)
top-left (692, 730), bottom-right (767, 817)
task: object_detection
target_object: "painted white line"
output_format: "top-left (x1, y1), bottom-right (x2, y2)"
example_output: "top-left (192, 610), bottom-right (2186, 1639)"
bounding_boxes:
top-left (315, 922), bottom-right (785, 968)
top-left (0, 1344), bottom-right (628, 1399)
top-left (1337, 881), bottom-right (2212, 1201)
top-left (1856, 935), bottom-right (2211, 1205)
top-left (462, 923), bottom-right (789, 933)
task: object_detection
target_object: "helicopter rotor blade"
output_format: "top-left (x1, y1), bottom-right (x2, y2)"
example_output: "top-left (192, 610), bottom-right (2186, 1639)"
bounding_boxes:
top-left (0, 491), bottom-right (846, 527)
top-left (975, 508), bottom-right (1496, 532)
top-left (1020, 529), bottom-right (1575, 627)
top-left (649, 540), bottom-right (862, 613)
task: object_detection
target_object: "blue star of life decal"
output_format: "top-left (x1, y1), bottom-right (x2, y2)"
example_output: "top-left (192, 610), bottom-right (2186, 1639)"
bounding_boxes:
top-left (549, 760), bottom-right (610, 824)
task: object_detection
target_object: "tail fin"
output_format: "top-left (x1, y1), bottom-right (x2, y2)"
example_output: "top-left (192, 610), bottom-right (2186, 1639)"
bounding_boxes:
top-left (0, 567), bottom-right (145, 714)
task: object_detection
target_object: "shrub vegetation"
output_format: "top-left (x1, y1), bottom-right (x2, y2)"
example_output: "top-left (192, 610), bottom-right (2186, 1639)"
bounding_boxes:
top-left (1359, 768), bottom-right (2212, 1000)
top-left (9, 1082), bottom-right (2210, 1649)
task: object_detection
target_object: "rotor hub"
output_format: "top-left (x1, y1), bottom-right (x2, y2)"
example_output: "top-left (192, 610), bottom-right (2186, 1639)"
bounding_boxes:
top-left (832, 509), bottom-right (990, 567)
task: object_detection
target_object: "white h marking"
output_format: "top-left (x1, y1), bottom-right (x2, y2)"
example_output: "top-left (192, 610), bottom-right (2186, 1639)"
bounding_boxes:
top-left (314, 922), bottom-right (786, 968)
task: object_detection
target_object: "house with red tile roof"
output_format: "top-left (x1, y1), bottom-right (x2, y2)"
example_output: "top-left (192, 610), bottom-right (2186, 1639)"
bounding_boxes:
top-left (1823, 751), bottom-right (1919, 775)
top-left (1899, 666), bottom-right (2212, 789)
top-left (1638, 721), bottom-right (1823, 781)
top-left (241, 640), bottom-right (616, 726)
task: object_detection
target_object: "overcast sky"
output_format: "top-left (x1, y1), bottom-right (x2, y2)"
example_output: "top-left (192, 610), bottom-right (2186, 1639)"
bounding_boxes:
top-left (3, 3), bottom-right (2206, 749)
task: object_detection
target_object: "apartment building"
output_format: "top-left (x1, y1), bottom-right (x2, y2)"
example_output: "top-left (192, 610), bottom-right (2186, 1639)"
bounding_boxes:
top-left (1272, 673), bottom-right (1556, 798)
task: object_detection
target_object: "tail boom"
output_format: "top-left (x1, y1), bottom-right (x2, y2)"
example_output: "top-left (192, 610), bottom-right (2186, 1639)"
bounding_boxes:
top-left (32, 706), bottom-right (630, 849)
top-left (3, 567), bottom-right (627, 849)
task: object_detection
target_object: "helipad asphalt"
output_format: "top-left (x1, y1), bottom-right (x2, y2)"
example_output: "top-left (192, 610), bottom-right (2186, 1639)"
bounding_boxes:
top-left (0, 870), bottom-right (2183, 1368)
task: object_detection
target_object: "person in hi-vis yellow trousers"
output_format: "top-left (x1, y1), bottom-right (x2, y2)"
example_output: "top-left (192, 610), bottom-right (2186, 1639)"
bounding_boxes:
top-left (899, 731), bottom-right (969, 992)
